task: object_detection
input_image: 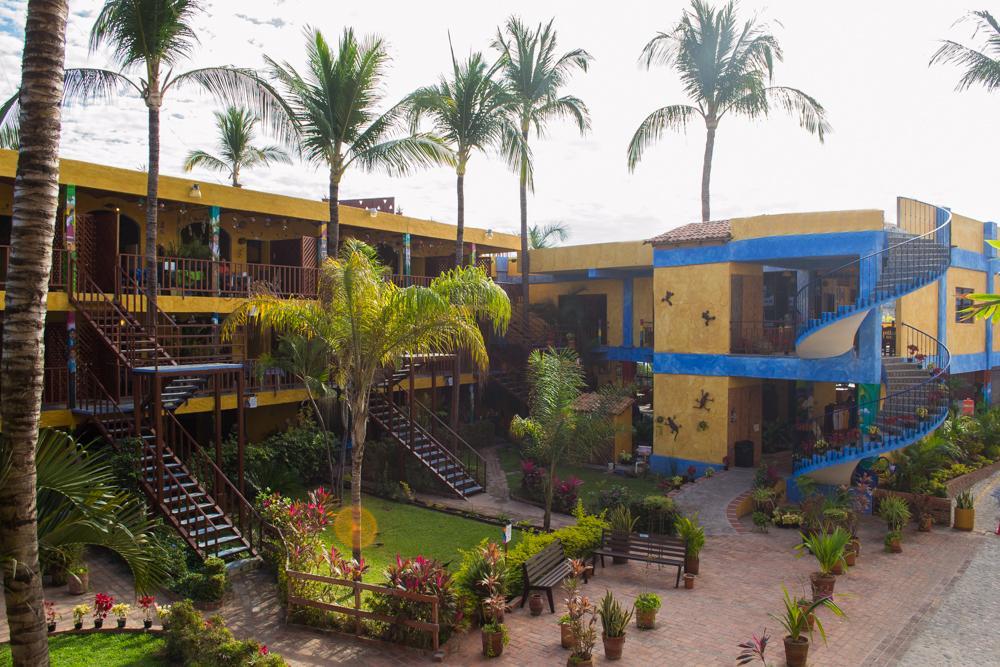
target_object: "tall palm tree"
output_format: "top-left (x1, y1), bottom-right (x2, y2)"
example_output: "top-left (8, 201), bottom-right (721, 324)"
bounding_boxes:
top-left (267, 28), bottom-right (452, 260)
top-left (1, 2), bottom-right (69, 663)
top-left (493, 17), bottom-right (591, 324)
top-left (184, 106), bottom-right (290, 187)
top-left (528, 222), bottom-right (569, 249)
top-left (931, 10), bottom-right (1000, 92)
top-left (627, 0), bottom-right (830, 222)
top-left (223, 240), bottom-right (510, 559)
top-left (407, 43), bottom-right (519, 266)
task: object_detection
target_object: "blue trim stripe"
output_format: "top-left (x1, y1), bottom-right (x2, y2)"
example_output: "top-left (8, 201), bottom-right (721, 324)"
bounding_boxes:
top-left (600, 346), bottom-right (653, 363)
top-left (653, 231), bottom-right (883, 268)
top-left (653, 351), bottom-right (880, 384)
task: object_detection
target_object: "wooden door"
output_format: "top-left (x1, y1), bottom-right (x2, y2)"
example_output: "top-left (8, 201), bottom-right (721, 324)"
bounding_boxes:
top-left (727, 383), bottom-right (762, 467)
top-left (300, 236), bottom-right (318, 295)
top-left (79, 210), bottom-right (118, 292)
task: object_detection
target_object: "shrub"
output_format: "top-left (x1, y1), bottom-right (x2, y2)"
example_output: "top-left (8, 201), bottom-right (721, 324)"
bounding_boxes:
top-left (452, 541), bottom-right (508, 624)
top-left (675, 514), bottom-right (705, 559)
top-left (367, 555), bottom-right (460, 648)
top-left (595, 485), bottom-right (633, 513)
top-left (173, 557), bottom-right (229, 603)
top-left (633, 592), bottom-right (661, 612)
top-left (631, 495), bottom-right (679, 535)
top-left (553, 476), bottom-right (583, 513)
top-left (878, 496), bottom-right (911, 532)
top-left (165, 600), bottom-right (286, 666)
top-left (459, 419), bottom-right (496, 449)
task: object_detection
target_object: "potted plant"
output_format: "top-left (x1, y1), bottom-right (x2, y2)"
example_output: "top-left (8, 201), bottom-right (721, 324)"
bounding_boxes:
top-left (914, 495), bottom-right (935, 532)
top-left (878, 496), bottom-right (911, 541)
top-left (481, 593), bottom-right (508, 657)
top-left (794, 528), bottom-right (850, 602)
top-left (67, 564), bottom-right (88, 595)
top-left (751, 487), bottom-right (776, 514)
top-left (72, 604), bottom-right (90, 631)
top-left (45, 602), bottom-right (59, 633)
top-left (138, 596), bottom-right (156, 629)
top-left (157, 604), bottom-right (172, 630)
top-left (954, 491), bottom-right (975, 531)
top-left (608, 505), bottom-right (638, 565)
top-left (736, 630), bottom-right (770, 666)
top-left (795, 597), bottom-right (816, 631)
top-left (752, 511), bottom-right (770, 533)
top-left (559, 615), bottom-right (574, 649)
top-left (633, 593), bottom-right (661, 630)
top-left (770, 585), bottom-right (845, 667)
top-left (597, 590), bottom-right (632, 661)
top-left (844, 543), bottom-right (857, 567)
top-left (675, 514), bottom-right (705, 575)
top-left (92, 593), bottom-right (113, 629)
top-left (885, 530), bottom-right (903, 553)
top-left (867, 424), bottom-right (881, 443)
top-left (565, 574), bottom-right (598, 666)
top-left (683, 573), bottom-right (696, 589)
top-left (111, 602), bottom-right (131, 629)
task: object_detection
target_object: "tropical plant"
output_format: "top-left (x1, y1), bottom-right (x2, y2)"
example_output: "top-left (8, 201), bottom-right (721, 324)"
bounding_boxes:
top-left (597, 590), bottom-right (633, 638)
top-left (0, 1), bottom-right (69, 661)
top-left (956, 490), bottom-right (975, 510)
top-left (224, 240), bottom-right (510, 558)
top-left (607, 505), bottom-right (639, 535)
top-left (510, 348), bottom-right (615, 529)
top-left (633, 592), bottom-right (661, 612)
top-left (267, 27), bottom-right (451, 259)
top-left (407, 43), bottom-right (517, 265)
top-left (878, 496), bottom-right (912, 532)
top-left (674, 514), bottom-right (706, 559)
top-left (794, 528), bottom-right (850, 576)
top-left (736, 629), bottom-right (770, 665)
top-left (627, 0), bottom-right (829, 221)
top-left (931, 10), bottom-right (1000, 94)
top-left (528, 222), bottom-right (570, 249)
top-left (492, 16), bottom-right (591, 322)
top-left (110, 602), bottom-right (131, 620)
top-left (183, 106), bottom-right (290, 186)
top-left (890, 435), bottom-right (961, 494)
top-left (770, 585), bottom-right (843, 643)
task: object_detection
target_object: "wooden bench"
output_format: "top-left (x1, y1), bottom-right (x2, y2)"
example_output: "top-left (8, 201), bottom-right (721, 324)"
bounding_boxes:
top-left (521, 539), bottom-right (583, 613)
top-left (591, 529), bottom-right (686, 588)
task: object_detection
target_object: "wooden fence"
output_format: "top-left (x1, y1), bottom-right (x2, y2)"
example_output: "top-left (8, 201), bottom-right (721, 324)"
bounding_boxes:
top-left (284, 569), bottom-right (441, 652)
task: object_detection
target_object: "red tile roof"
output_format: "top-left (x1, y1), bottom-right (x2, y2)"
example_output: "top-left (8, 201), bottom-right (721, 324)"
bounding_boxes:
top-left (572, 392), bottom-right (634, 415)
top-left (646, 220), bottom-right (732, 246)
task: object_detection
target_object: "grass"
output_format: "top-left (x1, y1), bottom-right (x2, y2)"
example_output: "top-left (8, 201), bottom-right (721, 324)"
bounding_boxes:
top-left (496, 442), bottom-right (663, 509)
top-left (0, 632), bottom-right (168, 667)
top-left (322, 495), bottom-right (521, 581)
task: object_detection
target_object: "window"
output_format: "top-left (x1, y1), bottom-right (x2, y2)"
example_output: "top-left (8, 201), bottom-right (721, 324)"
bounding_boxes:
top-left (956, 287), bottom-right (975, 323)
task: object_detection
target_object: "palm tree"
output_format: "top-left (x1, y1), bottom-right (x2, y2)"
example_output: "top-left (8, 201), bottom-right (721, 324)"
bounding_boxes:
top-left (223, 240), bottom-right (510, 559)
top-left (493, 17), bottom-right (591, 324)
top-left (184, 106), bottom-right (290, 187)
top-left (930, 10), bottom-right (1000, 92)
top-left (1, 2), bottom-right (69, 663)
top-left (528, 222), bottom-right (569, 249)
top-left (267, 28), bottom-right (452, 260)
top-left (510, 348), bottom-right (614, 529)
top-left (627, 0), bottom-right (830, 222)
top-left (407, 43), bottom-right (519, 266)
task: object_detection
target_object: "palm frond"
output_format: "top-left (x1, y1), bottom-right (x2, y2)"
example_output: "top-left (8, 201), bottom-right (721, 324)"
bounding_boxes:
top-left (627, 104), bottom-right (701, 171)
top-left (89, 0), bottom-right (201, 69)
top-left (183, 149), bottom-right (229, 174)
top-left (765, 86), bottom-right (831, 141)
top-left (528, 222), bottom-right (570, 249)
top-left (63, 68), bottom-right (141, 103)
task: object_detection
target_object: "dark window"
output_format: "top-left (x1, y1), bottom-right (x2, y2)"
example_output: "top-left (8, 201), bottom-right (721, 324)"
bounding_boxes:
top-left (956, 287), bottom-right (975, 323)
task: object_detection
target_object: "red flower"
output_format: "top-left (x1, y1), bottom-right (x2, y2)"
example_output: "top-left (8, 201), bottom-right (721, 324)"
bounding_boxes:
top-left (259, 645), bottom-right (269, 655)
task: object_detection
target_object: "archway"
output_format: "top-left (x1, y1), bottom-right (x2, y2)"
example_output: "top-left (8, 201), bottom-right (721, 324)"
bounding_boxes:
top-left (180, 221), bottom-right (231, 261)
top-left (118, 214), bottom-right (140, 254)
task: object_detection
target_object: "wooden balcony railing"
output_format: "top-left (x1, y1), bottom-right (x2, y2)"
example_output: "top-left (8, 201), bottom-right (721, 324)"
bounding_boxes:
top-left (730, 320), bottom-right (796, 355)
top-left (119, 254), bottom-right (319, 299)
top-left (0, 246), bottom-right (69, 291)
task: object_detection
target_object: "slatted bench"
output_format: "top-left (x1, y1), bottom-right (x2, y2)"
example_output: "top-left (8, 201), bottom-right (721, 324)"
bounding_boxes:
top-left (521, 539), bottom-right (584, 613)
top-left (591, 529), bottom-right (686, 588)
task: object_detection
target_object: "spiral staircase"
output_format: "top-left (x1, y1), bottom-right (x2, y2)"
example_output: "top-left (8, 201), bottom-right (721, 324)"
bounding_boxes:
top-left (790, 198), bottom-right (953, 485)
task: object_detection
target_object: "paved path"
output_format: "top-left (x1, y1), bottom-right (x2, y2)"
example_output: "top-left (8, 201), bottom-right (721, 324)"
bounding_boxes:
top-left (892, 472), bottom-right (1000, 666)
top-left (671, 467), bottom-right (755, 534)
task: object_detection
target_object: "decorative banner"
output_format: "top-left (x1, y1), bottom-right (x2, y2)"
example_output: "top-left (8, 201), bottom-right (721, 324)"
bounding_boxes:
top-left (501, 523), bottom-right (512, 544)
top-left (469, 242), bottom-right (476, 266)
top-left (403, 232), bottom-right (411, 276)
top-left (857, 383), bottom-right (879, 431)
top-left (65, 185), bottom-right (77, 408)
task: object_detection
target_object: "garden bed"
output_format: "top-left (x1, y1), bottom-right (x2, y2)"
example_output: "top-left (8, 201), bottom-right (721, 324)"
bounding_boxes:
top-left (872, 488), bottom-right (952, 525)
top-left (945, 458), bottom-right (1000, 497)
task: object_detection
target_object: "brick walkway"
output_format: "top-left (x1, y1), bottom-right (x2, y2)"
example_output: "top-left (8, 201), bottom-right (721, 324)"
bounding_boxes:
top-left (671, 467), bottom-right (755, 534)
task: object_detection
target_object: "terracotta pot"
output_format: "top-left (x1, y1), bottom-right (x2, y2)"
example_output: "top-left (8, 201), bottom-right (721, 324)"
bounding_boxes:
top-left (67, 571), bottom-right (88, 595)
top-left (953, 507), bottom-right (975, 531)
top-left (529, 593), bottom-right (544, 616)
top-left (684, 555), bottom-right (700, 575)
top-left (888, 539), bottom-right (902, 553)
top-left (143, 619), bottom-right (153, 630)
top-left (116, 619), bottom-right (126, 629)
top-left (481, 629), bottom-right (505, 658)
top-left (810, 572), bottom-right (836, 602)
top-left (602, 633), bottom-right (626, 661)
top-left (560, 623), bottom-right (573, 649)
top-left (831, 560), bottom-right (844, 575)
top-left (783, 635), bottom-right (810, 667)
top-left (798, 604), bottom-right (816, 631)
top-left (93, 619), bottom-right (103, 629)
top-left (844, 550), bottom-right (856, 567)
top-left (918, 515), bottom-right (933, 532)
top-left (636, 608), bottom-right (657, 629)
top-left (567, 656), bottom-right (594, 667)
top-left (47, 623), bottom-right (56, 634)
top-left (851, 539), bottom-right (861, 559)
top-left (683, 574), bottom-right (695, 589)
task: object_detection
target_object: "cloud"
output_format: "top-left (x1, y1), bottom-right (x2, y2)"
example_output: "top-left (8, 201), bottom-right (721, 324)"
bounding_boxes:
top-left (235, 13), bottom-right (286, 29)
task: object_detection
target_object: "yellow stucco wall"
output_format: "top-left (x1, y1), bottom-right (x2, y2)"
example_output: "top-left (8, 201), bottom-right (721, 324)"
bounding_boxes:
top-left (529, 279), bottom-right (625, 346)
top-left (653, 373), bottom-right (729, 464)
top-left (654, 263), bottom-right (731, 354)
top-left (0, 291), bottom-right (69, 312)
top-left (633, 276), bottom-right (653, 347)
top-left (951, 214), bottom-right (985, 254)
top-left (528, 241), bottom-right (651, 273)
top-left (730, 210), bottom-right (884, 241)
top-left (897, 281), bottom-right (939, 339)
top-left (947, 268), bottom-right (987, 356)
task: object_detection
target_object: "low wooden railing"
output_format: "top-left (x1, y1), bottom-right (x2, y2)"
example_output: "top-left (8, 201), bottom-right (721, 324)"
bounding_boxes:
top-left (730, 320), bottom-right (795, 355)
top-left (285, 569), bottom-right (441, 652)
top-left (119, 253), bottom-right (319, 299)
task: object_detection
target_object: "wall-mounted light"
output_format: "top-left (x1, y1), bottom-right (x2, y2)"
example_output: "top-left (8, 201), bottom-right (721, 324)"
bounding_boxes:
top-left (485, 229), bottom-right (494, 239)
top-left (368, 208), bottom-right (378, 218)
top-left (188, 184), bottom-right (202, 199)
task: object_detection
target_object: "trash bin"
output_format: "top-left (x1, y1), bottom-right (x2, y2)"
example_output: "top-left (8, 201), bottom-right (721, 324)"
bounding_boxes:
top-left (734, 440), bottom-right (754, 468)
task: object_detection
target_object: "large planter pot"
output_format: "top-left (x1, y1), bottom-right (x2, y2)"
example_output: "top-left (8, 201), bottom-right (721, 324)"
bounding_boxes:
top-left (602, 633), bottom-right (626, 661)
top-left (93, 619), bottom-right (103, 629)
top-left (810, 572), bottom-right (836, 602)
top-left (47, 623), bottom-right (56, 634)
top-left (851, 539), bottom-right (861, 559)
top-left (918, 515), bottom-right (934, 532)
top-left (636, 609), bottom-right (657, 630)
top-left (844, 550), bottom-right (857, 567)
top-left (67, 571), bottom-right (88, 595)
top-left (684, 555), bottom-right (700, 575)
top-left (481, 629), bottom-right (505, 658)
top-left (783, 635), bottom-right (810, 667)
top-left (954, 507), bottom-right (975, 531)
top-left (560, 623), bottom-right (573, 649)
top-left (529, 593), bottom-right (544, 616)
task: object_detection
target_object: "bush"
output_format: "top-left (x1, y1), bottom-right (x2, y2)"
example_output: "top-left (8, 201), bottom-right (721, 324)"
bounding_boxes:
top-left (173, 557), bottom-right (229, 603)
top-left (165, 600), bottom-right (285, 666)
top-left (631, 495), bottom-right (679, 535)
top-left (595, 485), bottom-right (633, 513)
top-left (459, 419), bottom-right (496, 449)
top-left (367, 556), bottom-right (460, 648)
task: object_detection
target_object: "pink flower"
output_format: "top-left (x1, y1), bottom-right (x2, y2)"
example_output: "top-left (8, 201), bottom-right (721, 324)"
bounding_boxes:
top-left (259, 645), bottom-right (269, 655)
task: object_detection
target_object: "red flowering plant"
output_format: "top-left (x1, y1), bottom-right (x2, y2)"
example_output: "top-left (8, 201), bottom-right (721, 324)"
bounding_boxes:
top-left (368, 555), bottom-right (461, 648)
top-left (44, 601), bottom-right (58, 625)
top-left (93, 593), bottom-right (114, 620)
top-left (138, 595), bottom-right (156, 621)
top-left (520, 459), bottom-right (546, 492)
top-left (552, 476), bottom-right (583, 513)
top-left (324, 546), bottom-right (368, 582)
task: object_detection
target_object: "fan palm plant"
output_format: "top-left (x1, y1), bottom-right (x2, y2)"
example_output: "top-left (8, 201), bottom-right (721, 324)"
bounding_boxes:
top-left (267, 28), bottom-right (452, 260)
top-left (627, 0), bottom-right (830, 222)
top-left (222, 240), bottom-right (510, 559)
top-left (184, 106), bottom-right (290, 187)
top-left (528, 222), bottom-right (570, 249)
top-left (492, 17), bottom-right (591, 323)
top-left (1, 2), bottom-right (70, 662)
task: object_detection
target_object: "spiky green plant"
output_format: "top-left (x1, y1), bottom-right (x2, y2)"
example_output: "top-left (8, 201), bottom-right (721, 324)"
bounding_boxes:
top-left (597, 590), bottom-right (633, 638)
top-left (770, 585), bottom-right (844, 642)
top-left (794, 528), bottom-right (850, 576)
top-left (674, 514), bottom-right (705, 559)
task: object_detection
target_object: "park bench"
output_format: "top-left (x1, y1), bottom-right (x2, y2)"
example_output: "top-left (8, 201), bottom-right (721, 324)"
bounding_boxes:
top-left (521, 539), bottom-right (584, 613)
top-left (591, 529), bottom-right (686, 588)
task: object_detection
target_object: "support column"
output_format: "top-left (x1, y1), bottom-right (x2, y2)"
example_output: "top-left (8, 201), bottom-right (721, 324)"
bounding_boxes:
top-left (984, 221), bottom-right (996, 404)
top-left (403, 233), bottom-right (411, 278)
top-left (236, 368), bottom-right (246, 497)
top-left (65, 185), bottom-right (77, 408)
top-left (623, 276), bottom-right (634, 347)
top-left (154, 376), bottom-right (163, 504)
top-left (214, 373), bottom-right (223, 496)
top-left (469, 242), bottom-right (476, 267)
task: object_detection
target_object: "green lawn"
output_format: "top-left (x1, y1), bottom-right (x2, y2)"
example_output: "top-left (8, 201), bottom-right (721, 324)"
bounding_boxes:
top-left (496, 442), bottom-right (662, 510)
top-left (0, 632), bottom-right (168, 667)
top-left (322, 496), bottom-right (521, 581)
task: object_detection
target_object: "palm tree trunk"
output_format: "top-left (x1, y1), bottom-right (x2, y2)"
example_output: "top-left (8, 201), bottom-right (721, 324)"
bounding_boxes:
top-left (349, 393), bottom-right (369, 562)
top-left (700, 118), bottom-right (717, 223)
top-left (144, 86), bottom-right (161, 329)
top-left (543, 466), bottom-right (555, 530)
top-left (519, 129), bottom-right (530, 333)
top-left (328, 174), bottom-right (340, 261)
top-left (1, 2), bottom-right (68, 664)
top-left (451, 170), bottom-right (466, 434)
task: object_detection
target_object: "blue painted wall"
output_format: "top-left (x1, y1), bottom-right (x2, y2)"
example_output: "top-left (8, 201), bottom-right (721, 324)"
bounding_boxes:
top-left (653, 350), bottom-right (881, 383)
top-left (654, 231), bottom-right (883, 268)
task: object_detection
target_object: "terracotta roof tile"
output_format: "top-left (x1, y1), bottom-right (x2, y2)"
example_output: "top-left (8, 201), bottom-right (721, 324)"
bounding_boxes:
top-left (646, 220), bottom-right (732, 246)
top-left (572, 392), bottom-right (634, 415)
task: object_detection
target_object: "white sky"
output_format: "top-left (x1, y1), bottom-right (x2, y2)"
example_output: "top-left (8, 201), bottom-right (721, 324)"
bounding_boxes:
top-left (0, 0), bottom-right (996, 243)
